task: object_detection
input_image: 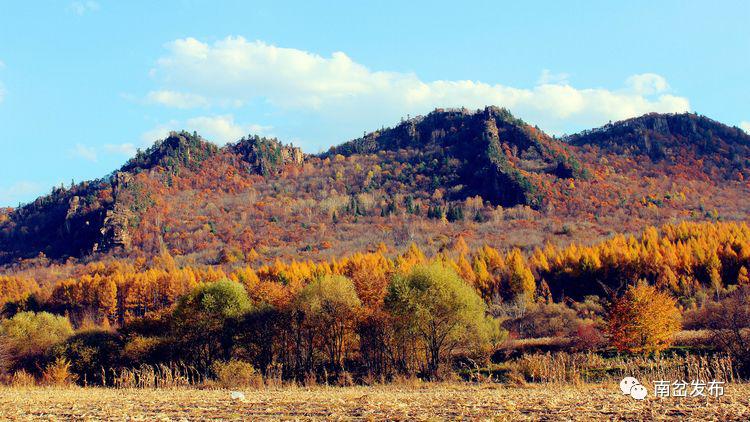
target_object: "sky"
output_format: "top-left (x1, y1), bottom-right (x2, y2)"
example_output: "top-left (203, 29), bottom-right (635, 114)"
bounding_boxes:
top-left (0, 0), bottom-right (748, 207)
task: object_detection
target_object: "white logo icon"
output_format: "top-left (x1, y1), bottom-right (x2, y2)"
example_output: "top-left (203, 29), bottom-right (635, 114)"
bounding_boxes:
top-left (620, 377), bottom-right (648, 400)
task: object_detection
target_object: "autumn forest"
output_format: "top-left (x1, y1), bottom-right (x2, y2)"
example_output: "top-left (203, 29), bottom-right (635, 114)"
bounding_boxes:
top-left (2, 107), bottom-right (750, 387)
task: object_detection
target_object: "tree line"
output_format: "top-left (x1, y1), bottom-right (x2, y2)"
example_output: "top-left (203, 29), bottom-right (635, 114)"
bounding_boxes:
top-left (1, 220), bottom-right (750, 384)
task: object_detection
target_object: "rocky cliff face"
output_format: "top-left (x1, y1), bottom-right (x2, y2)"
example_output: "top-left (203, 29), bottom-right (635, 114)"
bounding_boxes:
top-left (97, 173), bottom-right (134, 253)
top-left (0, 182), bottom-right (111, 264)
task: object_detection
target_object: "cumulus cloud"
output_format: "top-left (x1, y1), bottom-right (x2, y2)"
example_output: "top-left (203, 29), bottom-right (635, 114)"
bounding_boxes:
top-left (69, 1), bottom-right (99, 15)
top-left (71, 142), bottom-right (142, 163)
top-left (141, 115), bottom-right (271, 145)
top-left (626, 73), bottom-right (670, 95)
top-left (0, 181), bottom-right (45, 206)
top-left (103, 143), bottom-right (140, 157)
top-left (150, 36), bottom-right (691, 135)
top-left (741, 121), bottom-right (750, 134)
top-left (139, 120), bottom-right (179, 145)
top-left (146, 90), bottom-right (209, 109)
top-left (538, 69), bottom-right (570, 85)
top-left (71, 143), bottom-right (98, 162)
top-left (185, 115), bottom-right (270, 144)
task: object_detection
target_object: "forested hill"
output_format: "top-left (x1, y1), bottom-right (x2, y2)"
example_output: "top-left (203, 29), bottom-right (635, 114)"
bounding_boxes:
top-left (327, 106), bottom-right (588, 208)
top-left (566, 112), bottom-right (750, 181)
top-left (0, 132), bottom-right (303, 264)
top-left (1, 108), bottom-right (749, 267)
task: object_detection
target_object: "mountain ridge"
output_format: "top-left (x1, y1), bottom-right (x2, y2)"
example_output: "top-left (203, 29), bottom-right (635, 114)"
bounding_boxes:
top-left (1, 108), bottom-right (748, 266)
top-left (566, 112), bottom-right (750, 181)
top-left (326, 106), bottom-right (589, 208)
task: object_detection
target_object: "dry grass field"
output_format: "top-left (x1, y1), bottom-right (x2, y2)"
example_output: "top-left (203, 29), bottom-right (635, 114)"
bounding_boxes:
top-left (1, 383), bottom-right (749, 421)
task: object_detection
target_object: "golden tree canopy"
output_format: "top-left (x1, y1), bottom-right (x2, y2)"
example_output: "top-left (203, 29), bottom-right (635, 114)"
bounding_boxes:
top-left (607, 282), bottom-right (681, 354)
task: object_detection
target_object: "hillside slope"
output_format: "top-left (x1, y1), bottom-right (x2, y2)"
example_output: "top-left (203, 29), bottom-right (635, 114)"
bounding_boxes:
top-left (566, 112), bottom-right (750, 181)
top-left (1, 109), bottom-right (749, 267)
top-left (328, 106), bottom-right (588, 208)
top-left (0, 131), bottom-right (303, 264)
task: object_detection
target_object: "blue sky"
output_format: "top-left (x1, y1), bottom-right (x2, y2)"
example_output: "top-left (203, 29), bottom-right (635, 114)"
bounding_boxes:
top-left (0, 0), bottom-right (748, 206)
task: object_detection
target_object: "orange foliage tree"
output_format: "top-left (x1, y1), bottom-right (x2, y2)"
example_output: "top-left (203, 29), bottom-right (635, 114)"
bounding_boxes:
top-left (607, 282), bottom-right (681, 354)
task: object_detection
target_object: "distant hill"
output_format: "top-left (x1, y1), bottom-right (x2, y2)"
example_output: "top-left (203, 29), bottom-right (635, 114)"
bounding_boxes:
top-left (566, 112), bottom-right (750, 181)
top-left (0, 131), bottom-right (303, 264)
top-left (1, 109), bottom-right (749, 266)
top-left (328, 106), bottom-right (588, 208)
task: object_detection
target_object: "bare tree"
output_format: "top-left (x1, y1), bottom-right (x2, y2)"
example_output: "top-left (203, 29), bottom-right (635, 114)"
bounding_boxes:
top-left (705, 286), bottom-right (750, 376)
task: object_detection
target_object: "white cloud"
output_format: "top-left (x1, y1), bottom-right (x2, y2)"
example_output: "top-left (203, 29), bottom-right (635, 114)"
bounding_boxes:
top-left (146, 90), bottom-right (209, 109)
top-left (70, 141), bottom-right (151, 162)
top-left (626, 73), bottom-right (670, 95)
top-left (69, 1), bottom-right (99, 15)
top-left (103, 143), bottom-right (140, 157)
top-left (741, 121), bottom-right (750, 134)
top-left (0, 181), bottom-right (45, 206)
top-left (71, 138), bottom-right (162, 163)
top-left (150, 36), bottom-right (691, 136)
top-left (141, 115), bottom-right (271, 145)
top-left (71, 143), bottom-right (98, 162)
top-left (140, 120), bottom-right (179, 144)
top-left (538, 69), bottom-right (570, 85)
top-left (188, 115), bottom-right (272, 144)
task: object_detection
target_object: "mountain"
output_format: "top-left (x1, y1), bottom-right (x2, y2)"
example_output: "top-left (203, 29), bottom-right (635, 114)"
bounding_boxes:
top-left (1, 109), bottom-right (749, 267)
top-left (328, 106), bottom-right (589, 208)
top-left (566, 112), bottom-right (750, 181)
top-left (0, 131), bottom-right (303, 264)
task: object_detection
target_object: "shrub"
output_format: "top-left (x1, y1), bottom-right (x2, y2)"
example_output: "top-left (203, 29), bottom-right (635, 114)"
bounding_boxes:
top-left (0, 311), bottom-right (73, 370)
top-left (572, 321), bottom-right (606, 351)
top-left (55, 330), bottom-right (123, 386)
top-left (122, 336), bottom-right (164, 366)
top-left (10, 370), bottom-right (36, 387)
top-left (503, 302), bottom-right (580, 339)
top-left (699, 286), bottom-right (750, 376)
top-left (42, 357), bottom-right (77, 386)
top-left (213, 360), bottom-right (263, 389)
top-left (571, 296), bottom-right (607, 321)
top-left (0, 342), bottom-right (10, 376)
top-left (335, 370), bottom-right (355, 387)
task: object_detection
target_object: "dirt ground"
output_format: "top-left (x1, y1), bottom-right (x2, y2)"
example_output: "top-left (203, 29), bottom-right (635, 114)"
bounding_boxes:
top-left (0, 383), bottom-right (748, 421)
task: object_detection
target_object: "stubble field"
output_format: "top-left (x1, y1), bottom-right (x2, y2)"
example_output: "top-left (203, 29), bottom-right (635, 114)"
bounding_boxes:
top-left (1, 383), bottom-right (749, 421)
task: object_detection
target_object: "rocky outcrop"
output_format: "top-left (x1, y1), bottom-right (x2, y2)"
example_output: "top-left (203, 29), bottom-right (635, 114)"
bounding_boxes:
top-left (121, 131), bottom-right (219, 175)
top-left (230, 135), bottom-right (305, 176)
top-left (282, 146), bottom-right (304, 166)
top-left (98, 172), bottom-right (134, 252)
top-left (65, 196), bottom-right (81, 220)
